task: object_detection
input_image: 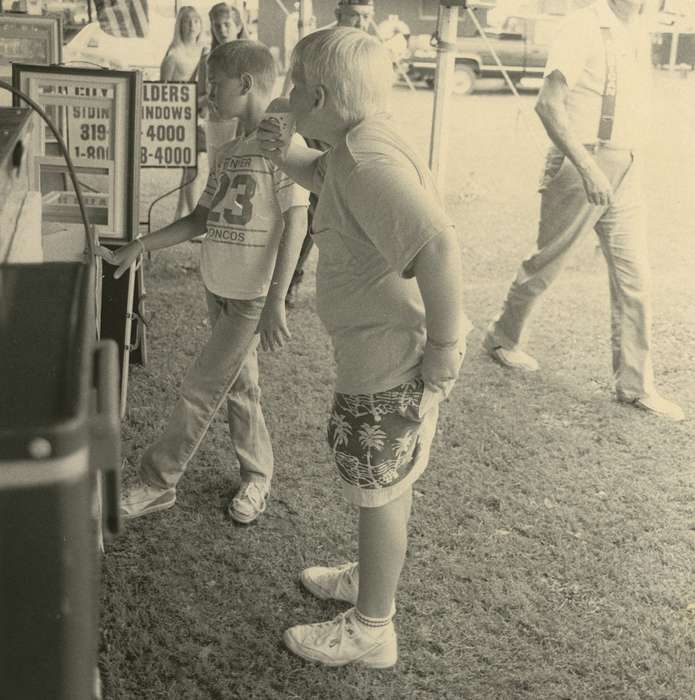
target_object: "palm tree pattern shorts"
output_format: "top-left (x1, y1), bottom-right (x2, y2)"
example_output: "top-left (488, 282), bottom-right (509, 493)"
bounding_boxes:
top-left (327, 377), bottom-right (438, 508)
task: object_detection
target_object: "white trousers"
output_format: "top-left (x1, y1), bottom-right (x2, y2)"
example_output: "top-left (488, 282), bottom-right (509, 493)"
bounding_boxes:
top-left (490, 146), bottom-right (655, 400)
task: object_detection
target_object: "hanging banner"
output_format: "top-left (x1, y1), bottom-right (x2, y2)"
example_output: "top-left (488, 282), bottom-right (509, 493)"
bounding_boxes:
top-left (140, 81), bottom-right (197, 168)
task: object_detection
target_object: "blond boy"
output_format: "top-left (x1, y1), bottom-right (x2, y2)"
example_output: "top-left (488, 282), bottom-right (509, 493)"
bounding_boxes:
top-left (260, 27), bottom-right (468, 667)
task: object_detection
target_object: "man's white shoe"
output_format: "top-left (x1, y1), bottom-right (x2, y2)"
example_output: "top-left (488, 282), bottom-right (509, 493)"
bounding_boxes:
top-left (120, 481), bottom-right (176, 519)
top-left (283, 608), bottom-right (397, 668)
top-left (483, 333), bottom-right (539, 371)
top-left (228, 480), bottom-right (269, 523)
top-left (623, 394), bottom-right (685, 422)
top-left (301, 562), bottom-right (359, 605)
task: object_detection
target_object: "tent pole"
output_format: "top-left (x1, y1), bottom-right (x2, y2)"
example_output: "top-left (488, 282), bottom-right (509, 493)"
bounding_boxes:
top-left (428, 3), bottom-right (460, 194)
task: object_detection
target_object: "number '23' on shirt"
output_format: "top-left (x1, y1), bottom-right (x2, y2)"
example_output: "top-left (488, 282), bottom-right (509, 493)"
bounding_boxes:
top-left (198, 130), bottom-right (309, 300)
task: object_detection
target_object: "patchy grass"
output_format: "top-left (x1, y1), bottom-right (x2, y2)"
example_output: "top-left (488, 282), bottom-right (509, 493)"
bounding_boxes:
top-left (100, 72), bottom-right (695, 699)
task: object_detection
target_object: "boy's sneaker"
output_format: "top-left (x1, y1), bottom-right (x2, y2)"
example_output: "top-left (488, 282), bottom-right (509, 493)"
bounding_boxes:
top-left (228, 480), bottom-right (269, 523)
top-left (283, 608), bottom-right (397, 668)
top-left (300, 562), bottom-right (359, 605)
top-left (120, 480), bottom-right (176, 519)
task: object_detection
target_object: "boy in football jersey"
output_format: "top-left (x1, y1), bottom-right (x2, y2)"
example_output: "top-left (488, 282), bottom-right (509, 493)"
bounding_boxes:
top-left (105, 40), bottom-right (309, 523)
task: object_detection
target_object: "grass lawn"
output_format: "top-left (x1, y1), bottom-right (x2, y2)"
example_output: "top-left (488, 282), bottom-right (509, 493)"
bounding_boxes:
top-left (99, 72), bottom-right (695, 699)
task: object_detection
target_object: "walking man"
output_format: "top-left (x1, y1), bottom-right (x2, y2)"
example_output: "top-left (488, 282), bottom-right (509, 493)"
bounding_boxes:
top-left (484, 0), bottom-right (684, 421)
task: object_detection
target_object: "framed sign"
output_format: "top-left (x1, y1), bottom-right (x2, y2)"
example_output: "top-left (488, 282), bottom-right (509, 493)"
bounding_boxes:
top-left (0, 13), bottom-right (62, 106)
top-left (12, 64), bottom-right (141, 241)
top-left (141, 81), bottom-right (197, 168)
top-left (12, 65), bottom-right (144, 416)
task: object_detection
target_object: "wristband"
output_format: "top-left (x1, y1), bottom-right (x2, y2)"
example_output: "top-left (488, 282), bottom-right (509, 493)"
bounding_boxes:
top-left (427, 337), bottom-right (458, 351)
top-left (136, 238), bottom-right (147, 256)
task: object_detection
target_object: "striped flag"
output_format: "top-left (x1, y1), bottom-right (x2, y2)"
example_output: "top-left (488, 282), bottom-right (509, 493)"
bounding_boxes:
top-left (93, 0), bottom-right (149, 38)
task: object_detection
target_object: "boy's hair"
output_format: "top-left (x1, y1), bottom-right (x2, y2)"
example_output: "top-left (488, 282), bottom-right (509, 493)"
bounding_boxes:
top-left (291, 27), bottom-right (392, 125)
top-left (208, 40), bottom-right (277, 95)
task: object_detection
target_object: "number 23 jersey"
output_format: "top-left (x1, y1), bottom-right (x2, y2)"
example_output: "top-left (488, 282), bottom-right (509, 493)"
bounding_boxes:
top-left (198, 130), bottom-right (309, 299)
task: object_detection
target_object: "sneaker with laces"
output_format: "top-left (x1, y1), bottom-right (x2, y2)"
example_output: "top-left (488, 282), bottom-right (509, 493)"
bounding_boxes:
top-left (483, 332), bottom-right (539, 371)
top-left (301, 562), bottom-right (359, 605)
top-left (283, 608), bottom-right (397, 668)
top-left (620, 393), bottom-right (685, 421)
top-left (120, 480), bottom-right (176, 519)
top-left (228, 480), bottom-right (269, 523)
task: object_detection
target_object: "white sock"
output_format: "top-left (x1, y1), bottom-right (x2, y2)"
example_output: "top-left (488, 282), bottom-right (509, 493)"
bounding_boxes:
top-left (354, 608), bottom-right (393, 636)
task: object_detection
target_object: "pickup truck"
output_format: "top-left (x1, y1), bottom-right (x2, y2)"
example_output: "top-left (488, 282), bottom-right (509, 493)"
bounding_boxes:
top-left (405, 14), bottom-right (561, 94)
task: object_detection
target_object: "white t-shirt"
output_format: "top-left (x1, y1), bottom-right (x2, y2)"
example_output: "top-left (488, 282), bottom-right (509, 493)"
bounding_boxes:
top-left (544, 0), bottom-right (652, 148)
top-left (198, 131), bottom-right (309, 299)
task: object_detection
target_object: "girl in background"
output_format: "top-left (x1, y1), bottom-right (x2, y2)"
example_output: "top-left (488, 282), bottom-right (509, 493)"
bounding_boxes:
top-left (160, 6), bottom-right (206, 219)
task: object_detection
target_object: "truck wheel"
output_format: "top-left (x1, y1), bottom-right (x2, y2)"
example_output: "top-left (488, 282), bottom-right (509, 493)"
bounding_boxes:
top-left (425, 77), bottom-right (435, 90)
top-left (453, 64), bottom-right (476, 95)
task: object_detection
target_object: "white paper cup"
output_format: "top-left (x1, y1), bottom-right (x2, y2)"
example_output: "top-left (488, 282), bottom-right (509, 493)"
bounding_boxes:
top-left (264, 97), bottom-right (295, 141)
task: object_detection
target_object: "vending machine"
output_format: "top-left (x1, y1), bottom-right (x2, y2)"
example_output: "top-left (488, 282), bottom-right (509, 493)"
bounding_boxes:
top-left (12, 63), bottom-right (147, 416)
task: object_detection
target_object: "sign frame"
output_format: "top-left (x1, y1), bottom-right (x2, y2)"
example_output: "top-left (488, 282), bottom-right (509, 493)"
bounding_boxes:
top-left (11, 63), bottom-right (141, 243)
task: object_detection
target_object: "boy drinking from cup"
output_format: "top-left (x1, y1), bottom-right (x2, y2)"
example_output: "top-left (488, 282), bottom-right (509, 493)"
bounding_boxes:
top-left (259, 27), bottom-right (469, 667)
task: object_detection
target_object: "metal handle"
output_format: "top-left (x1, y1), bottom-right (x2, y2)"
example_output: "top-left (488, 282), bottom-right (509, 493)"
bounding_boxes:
top-left (90, 339), bottom-right (121, 537)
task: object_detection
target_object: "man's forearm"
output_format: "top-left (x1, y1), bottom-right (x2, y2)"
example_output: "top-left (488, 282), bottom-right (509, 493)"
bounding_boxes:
top-left (535, 88), bottom-right (595, 175)
top-left (534, 70), bottom-right (596, 172)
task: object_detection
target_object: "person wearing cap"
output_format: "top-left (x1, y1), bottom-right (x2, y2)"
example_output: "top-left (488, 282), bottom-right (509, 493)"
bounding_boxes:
top-left (335, 0), bottom-right (374, 32)
top-left (483, 0), bottom-right (684, 421)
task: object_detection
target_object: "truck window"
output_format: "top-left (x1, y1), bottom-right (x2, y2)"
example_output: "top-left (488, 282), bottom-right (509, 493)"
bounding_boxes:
top-left (501, 16), bottom-right (526, 38)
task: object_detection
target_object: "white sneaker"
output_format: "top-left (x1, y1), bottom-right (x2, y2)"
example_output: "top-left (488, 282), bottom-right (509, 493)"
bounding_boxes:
top-left (301, 562), bottom-right (359, 605)
top-left (228, 480), bottom-right (269, 523)
top-left (483, 333), bottom-right (539, 371)
top-left (622, 394), bottom-right (685, 422)
top-left (283, 608), bottom-right (397, 668)
top-left (120, 481), bottom-right (176, 519)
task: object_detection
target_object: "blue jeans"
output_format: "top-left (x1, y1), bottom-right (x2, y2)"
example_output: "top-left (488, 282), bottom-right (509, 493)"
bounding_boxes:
top-left (489, 146), bottom-right (655, 400)
top-left (140, 290), bottom-right (274, 490)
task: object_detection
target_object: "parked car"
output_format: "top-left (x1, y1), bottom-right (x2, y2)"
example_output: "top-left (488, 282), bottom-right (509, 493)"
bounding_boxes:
top-left (406, 13), bottom-right (561, 94)
top-left (63, 15), bottom-right (175, 79)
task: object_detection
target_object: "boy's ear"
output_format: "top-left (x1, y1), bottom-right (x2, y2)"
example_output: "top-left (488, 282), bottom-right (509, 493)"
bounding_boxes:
top-left (240, 73), bottom-right (253, 94)
top-left (312, 84), bottom-right (326, 110)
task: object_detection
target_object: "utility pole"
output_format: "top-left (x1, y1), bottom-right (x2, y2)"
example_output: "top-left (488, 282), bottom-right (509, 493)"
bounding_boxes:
top-left (428, 2), bottom-right (461, 194)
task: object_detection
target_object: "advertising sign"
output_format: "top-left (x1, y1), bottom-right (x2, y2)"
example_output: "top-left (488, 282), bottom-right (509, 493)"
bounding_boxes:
top-left (0, 13), bottom-right (62, 106)
top-left (140, 81), bottom-right (197, 168)
top-left (12, 64), bottom-right (141, 241)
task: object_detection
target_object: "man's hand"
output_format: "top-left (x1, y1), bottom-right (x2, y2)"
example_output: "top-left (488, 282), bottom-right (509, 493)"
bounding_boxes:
top-left (421, 340), bottom-right (465, 398)
top-left (256, 297), bottom-right (291, 352)
top-left (578, 159), bottom-right (613, 206)
top-left (97, 240), bottom-right (144, 279)
top-left (257, 117), bottom-right (291, 167)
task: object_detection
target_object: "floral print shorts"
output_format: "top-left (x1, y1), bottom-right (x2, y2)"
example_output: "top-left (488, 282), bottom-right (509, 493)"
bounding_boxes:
top-left (327, 378), bottom-right (439, 508)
